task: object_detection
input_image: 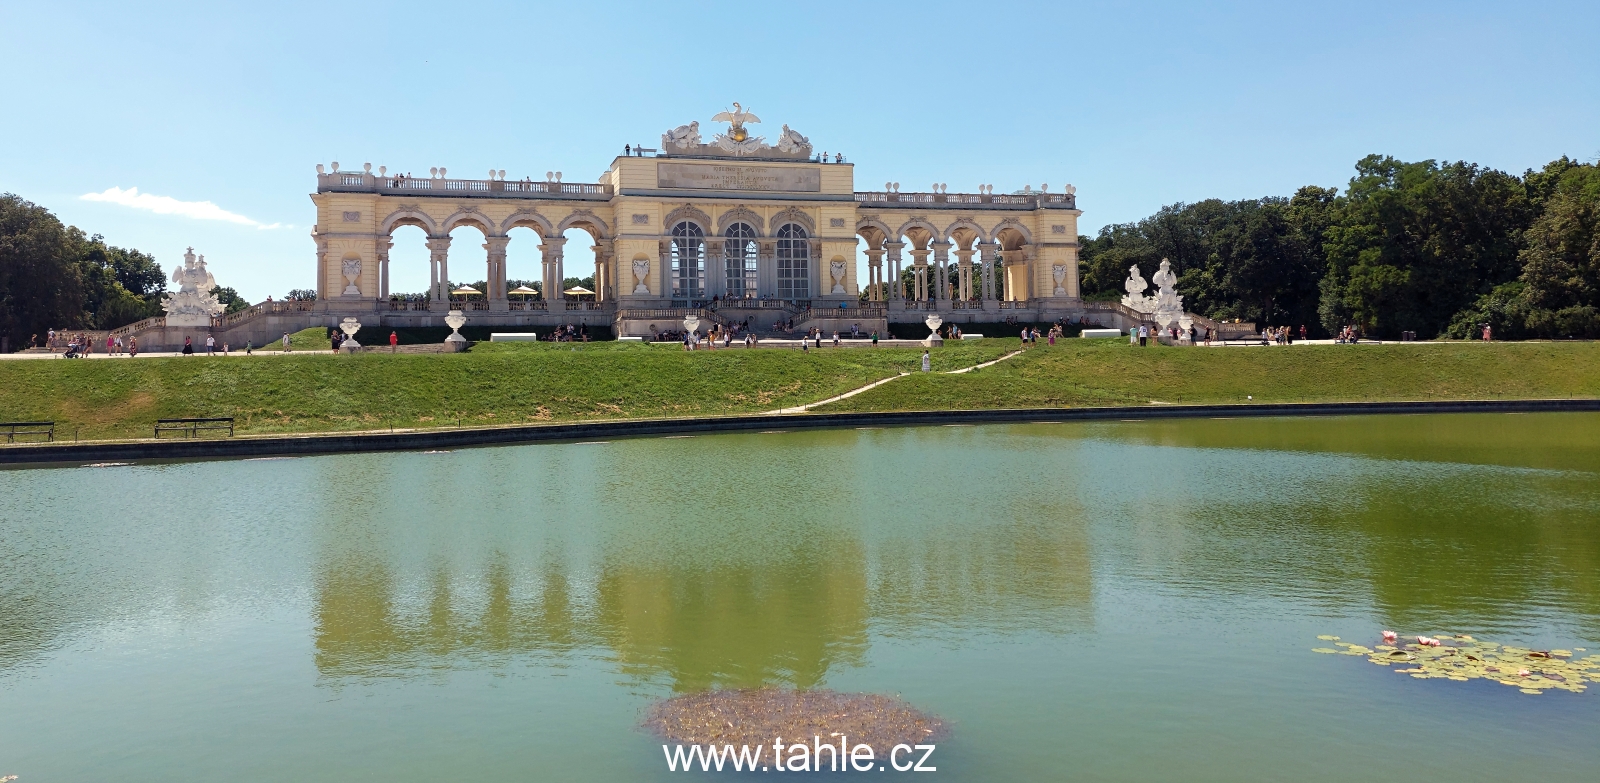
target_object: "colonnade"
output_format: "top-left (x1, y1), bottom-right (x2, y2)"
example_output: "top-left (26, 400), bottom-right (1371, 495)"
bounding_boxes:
top-left (372, 230), bottom-right (612, 310)
top-left (862, 239), bottom-right (1011, 303)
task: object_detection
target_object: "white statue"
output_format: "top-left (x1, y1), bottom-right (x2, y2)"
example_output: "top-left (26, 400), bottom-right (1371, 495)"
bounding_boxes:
top-left (339, 317), bottom-right (362, 351)
top-left (1120, 264), bottom-right (1155, 314)
top-left (162, 247), bottom-right (226, 326)
top-left (1052, 264), bottom-right (1068, 296)
top-left (830, 260), bottom-right (847, 294)
top-left (632, 258), bottom-right (651, 294)
top-left (444, 310), bottom-right (467, 346)
top-left (341, 257), bottom-right (362, 296)
top-left (662, 121), bottom-right (701, 150)
top-left (1149, 258), bottom-right (1185, 329)
top-left (776, 124), bottom-right (811, 154)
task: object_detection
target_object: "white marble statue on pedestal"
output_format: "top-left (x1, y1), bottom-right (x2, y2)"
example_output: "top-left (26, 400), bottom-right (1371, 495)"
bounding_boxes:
top-left (1121, 265), bottom-right (1156, 314)
top-left (162, 248), bottom-right (226, 326)
top-left (1149, 258), bottom-right (1185, 328)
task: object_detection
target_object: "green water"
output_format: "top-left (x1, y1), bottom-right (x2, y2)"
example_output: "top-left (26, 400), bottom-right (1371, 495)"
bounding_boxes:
top-left (2, 413), bottom-right (1598, 781)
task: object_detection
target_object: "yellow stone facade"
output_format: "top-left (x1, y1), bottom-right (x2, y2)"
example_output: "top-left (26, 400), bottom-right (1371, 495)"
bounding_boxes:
top-left (307, 108), bottom-right (1084, 335)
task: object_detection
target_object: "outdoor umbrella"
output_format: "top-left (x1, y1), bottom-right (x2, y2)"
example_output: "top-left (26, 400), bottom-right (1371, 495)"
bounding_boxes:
top-left (451, 286), bottom-right (482, 296)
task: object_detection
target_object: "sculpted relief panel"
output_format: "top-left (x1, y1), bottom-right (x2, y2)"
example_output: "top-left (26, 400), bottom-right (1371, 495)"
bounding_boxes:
top-left (657, 163), bottom-right (821, 193)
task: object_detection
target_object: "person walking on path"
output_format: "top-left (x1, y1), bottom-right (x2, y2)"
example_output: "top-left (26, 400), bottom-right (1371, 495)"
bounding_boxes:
top-left (106, 334), bottom-right (115, 355)
top-left (1482, 323), bottom-right (1492, 342)
top-left (871, 330), bottom-right (879, 347)
top-left (182, 336), bottom-right (194, 356)
top-left (282, 332), bottom-right (291, 352)
top-left (129, 336), bottom-right (138, 357)
top-left (921, 350), bottom-right (931, 372)
top-left (390, 331), bottom-right (399, 352)
top-left (246, 340), bottom-right (253, 355)
top-left (205, 334), bottom-right (216, 355)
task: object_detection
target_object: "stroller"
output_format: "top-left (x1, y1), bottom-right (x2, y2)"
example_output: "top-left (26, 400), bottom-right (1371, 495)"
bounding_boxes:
top-left (62, 339), bottom-right (86, 358)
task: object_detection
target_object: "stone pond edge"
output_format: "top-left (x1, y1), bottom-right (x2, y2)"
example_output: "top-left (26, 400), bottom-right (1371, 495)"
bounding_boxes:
top-left (3, 399), bottom-right (1597, 468)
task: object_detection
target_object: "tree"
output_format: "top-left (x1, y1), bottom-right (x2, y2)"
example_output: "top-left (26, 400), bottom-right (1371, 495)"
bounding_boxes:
top-left (211, 286), bottom-right (251, 315)
top-left (1513, 161), bottom-right (1600, 337)
top-left (1319, 155), bottom-right (1533, 338)
top-left (0, 193), bottom-right (86, 348)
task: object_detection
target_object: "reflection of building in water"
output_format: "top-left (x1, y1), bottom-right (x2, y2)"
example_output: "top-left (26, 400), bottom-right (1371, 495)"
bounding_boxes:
top-left (311, 525), bottom-right (1093, 686)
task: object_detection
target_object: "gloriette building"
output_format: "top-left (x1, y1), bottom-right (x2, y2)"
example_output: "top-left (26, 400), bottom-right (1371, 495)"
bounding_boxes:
top-left (117, 106), bottom-right (1141, 349)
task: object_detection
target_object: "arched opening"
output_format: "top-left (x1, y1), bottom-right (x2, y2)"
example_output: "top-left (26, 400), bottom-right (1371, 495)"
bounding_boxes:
top-left (723, 222), bottom-right (758, 300)
top-left (669, 221), bottom-right (706, 303)
top-left (775, 223), bottom-right (809, 301)
top-left (560, 227), bottom-right (599, 303)
top-left (902, 226), bottom-right (934, 302)
top-left (995, 227), bottom-right (1030, 302)
top-left (446, 219), bottom-right (493, 308)
top-left (503, 225), bottom-right (545, 302)
top-left (387, 223), bottom-right (432, 303)
top-left (855, 226), bottom-right (887, 302)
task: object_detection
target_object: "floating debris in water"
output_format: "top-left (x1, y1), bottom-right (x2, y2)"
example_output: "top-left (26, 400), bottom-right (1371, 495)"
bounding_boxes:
top-left (1314, 633), bottom-right (1600, 694)
top-left (644, 689), bottom-right (946, 750)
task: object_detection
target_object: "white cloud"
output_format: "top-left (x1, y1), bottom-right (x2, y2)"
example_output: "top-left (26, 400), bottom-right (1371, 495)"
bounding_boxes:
top-left (80, 186), bottom-right (284, 229)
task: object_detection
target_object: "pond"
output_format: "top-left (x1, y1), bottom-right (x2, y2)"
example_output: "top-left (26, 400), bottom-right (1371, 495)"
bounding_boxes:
top-left (2, 413), bottom-right (1598, 781)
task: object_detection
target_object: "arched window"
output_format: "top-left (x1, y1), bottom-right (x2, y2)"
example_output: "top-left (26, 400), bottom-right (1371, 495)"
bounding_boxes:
top-left (724, 223), bottom-right (758, 299)
top-left (776, 223), bottom-right (809, 300)
top-left (669, 221), bottom-right (705, 300)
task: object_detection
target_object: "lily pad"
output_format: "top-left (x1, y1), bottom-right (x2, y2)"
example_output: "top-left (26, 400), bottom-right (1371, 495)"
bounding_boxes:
top-left (1315, 632), bottom-right (1600, 696)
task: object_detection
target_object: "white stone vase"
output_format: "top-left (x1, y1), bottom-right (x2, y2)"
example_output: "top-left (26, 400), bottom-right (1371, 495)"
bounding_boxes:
top-left (444, 310), bottom-right (468, 344)
top-left (339, 317), bottom-right (362, 351)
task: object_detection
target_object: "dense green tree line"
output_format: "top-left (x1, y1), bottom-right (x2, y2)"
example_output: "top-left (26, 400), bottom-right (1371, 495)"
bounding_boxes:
top-left (1079, 155), bottom-right (1600, 339)
top-left (1, 193), bottom-right (169, 348)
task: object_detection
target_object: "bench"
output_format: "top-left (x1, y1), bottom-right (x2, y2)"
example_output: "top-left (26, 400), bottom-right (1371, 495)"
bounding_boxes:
top-left (2, 421), bottom-right (54, 443)
top-left (155, 417), bottom-right (235, 439)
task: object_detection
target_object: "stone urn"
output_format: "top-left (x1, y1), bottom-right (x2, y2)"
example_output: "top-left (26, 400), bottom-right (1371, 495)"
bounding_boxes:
top-left (923, 313), bottom-right (944, 347)
top-left (444, 309), bottom-right (468, 351)
top-left (338, 317), bottom-right (362, 352)
top-left (683, 315), bottom-right (700, 336)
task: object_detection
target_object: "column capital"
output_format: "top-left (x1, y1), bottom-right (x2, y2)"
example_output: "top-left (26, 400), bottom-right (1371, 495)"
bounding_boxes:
top-left (884, 240), bottom-right (906, 251)
top-left (930, 240), bottom-right (953, 251)
top-left (483, 236), bottom-right (510, 253)
top-left (540, 235), bottom-right (569, 250)
top-left (426, 236), bottom-right (452, 252)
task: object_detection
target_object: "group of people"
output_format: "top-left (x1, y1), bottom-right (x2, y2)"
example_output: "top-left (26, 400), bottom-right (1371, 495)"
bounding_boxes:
top-left (35, 328), bottom-right (140, 358)
top-left (1260, 325), bottom-right (1306, 345)
top-left (546, 324), bottom-right (589, 342)
top-left (1334, 325), bottom-right (1363, 343)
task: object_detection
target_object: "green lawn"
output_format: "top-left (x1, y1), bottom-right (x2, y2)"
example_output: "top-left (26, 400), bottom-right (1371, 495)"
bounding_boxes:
top-left (822, 338), bottom-right (1600, 412)
top-left (0, 339), bottom-right (1010, 441)
top-left (4, 338), bottom-right (1597, 443)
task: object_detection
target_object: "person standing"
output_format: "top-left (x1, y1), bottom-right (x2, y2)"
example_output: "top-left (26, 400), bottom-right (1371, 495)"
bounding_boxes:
top-left (129, 336), bottom-right (138, 357)
top-left (1482, 323), bottom-right (1492, 342)
top-left (205, 334), bottom-right (216, 355)
top-left (106, 334), bottom-right (115, 355)
top-left (871, 330), bottom-right (879, 347)
top-left (390, 331), bottom-right (399, 352)
top-left (922, 350), bottom-right (931, 372)
top-left (183, 336), bottom-right (194, 356)
top-left (1138, 324), bottom-right (1148, 347)
top-left (282, 332), bottom-right (291, 352)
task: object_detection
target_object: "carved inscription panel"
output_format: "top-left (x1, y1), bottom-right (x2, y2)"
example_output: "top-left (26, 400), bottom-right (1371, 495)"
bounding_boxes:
top-left (657, 163), bottom-right (821, 192)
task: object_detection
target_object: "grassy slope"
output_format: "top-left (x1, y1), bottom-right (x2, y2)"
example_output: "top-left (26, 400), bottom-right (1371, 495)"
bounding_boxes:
top-left (0, 340), bottom-right (1009, 440)
top-left (823, 339), bottom-right (1600, 412)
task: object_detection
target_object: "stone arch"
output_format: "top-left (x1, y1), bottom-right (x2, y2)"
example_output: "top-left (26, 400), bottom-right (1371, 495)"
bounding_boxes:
top-left (943, 218), bottom-right (987, 247)
top-left (663, 204), bottom-right (712, 234)
top-left (380, 207), bottom-right (438, 235)
top-left (558, 208), bottom-right (611, 241)
top-left (992, 219), bottom-right (1033, 249)
top-left (770, 206), bottom-right (815, 234)
top-left (717, 205), bottom-right (765, 236)
top-left (499, 208), bottom-right (554, 236)
top-left (442, 207), bottom-right (496, 236)
top-left (895, 218), bottom-right (940, 248)
top-left (855, 217), bottom-right (894, 249)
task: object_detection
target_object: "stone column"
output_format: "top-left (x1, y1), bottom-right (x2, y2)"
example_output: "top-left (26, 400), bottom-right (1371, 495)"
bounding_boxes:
top-left (593, 242), bottom-right (613, 302)
top-left (977, 241), bottom-right (998, 301)
top-left (955, 248), bottom-right (974, 301)
top-left (931, 241), bottom-right (952, 303)
top-left (865, 249), bottom-right (885, 301)
top-left (377, 238), bottom-right (392, 300)
top-left (885, 241), bottom-right (905, 300)
top-left (426, 236), bottom-right (452, 303)
top-left (540, 236), bottom-right (567, 312)
top-left (314, 237), bottom-right (330, 300)
top-left (910, 248), bottom-right (930, 302)
top-left (484, 236), bottom-right (510, 311)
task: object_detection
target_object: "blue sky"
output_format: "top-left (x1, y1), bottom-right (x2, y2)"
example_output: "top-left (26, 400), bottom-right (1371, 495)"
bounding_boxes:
top-left (2, 0), bottom-right (1596, 301)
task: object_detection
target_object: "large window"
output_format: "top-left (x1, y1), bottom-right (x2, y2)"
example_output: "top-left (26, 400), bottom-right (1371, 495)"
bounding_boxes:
top-left (776, 223), bottom-right (809, 300)
top-left (724, 223), bottom-right (758, 299)
top-left (669, 221), bottom-right (705, 299)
